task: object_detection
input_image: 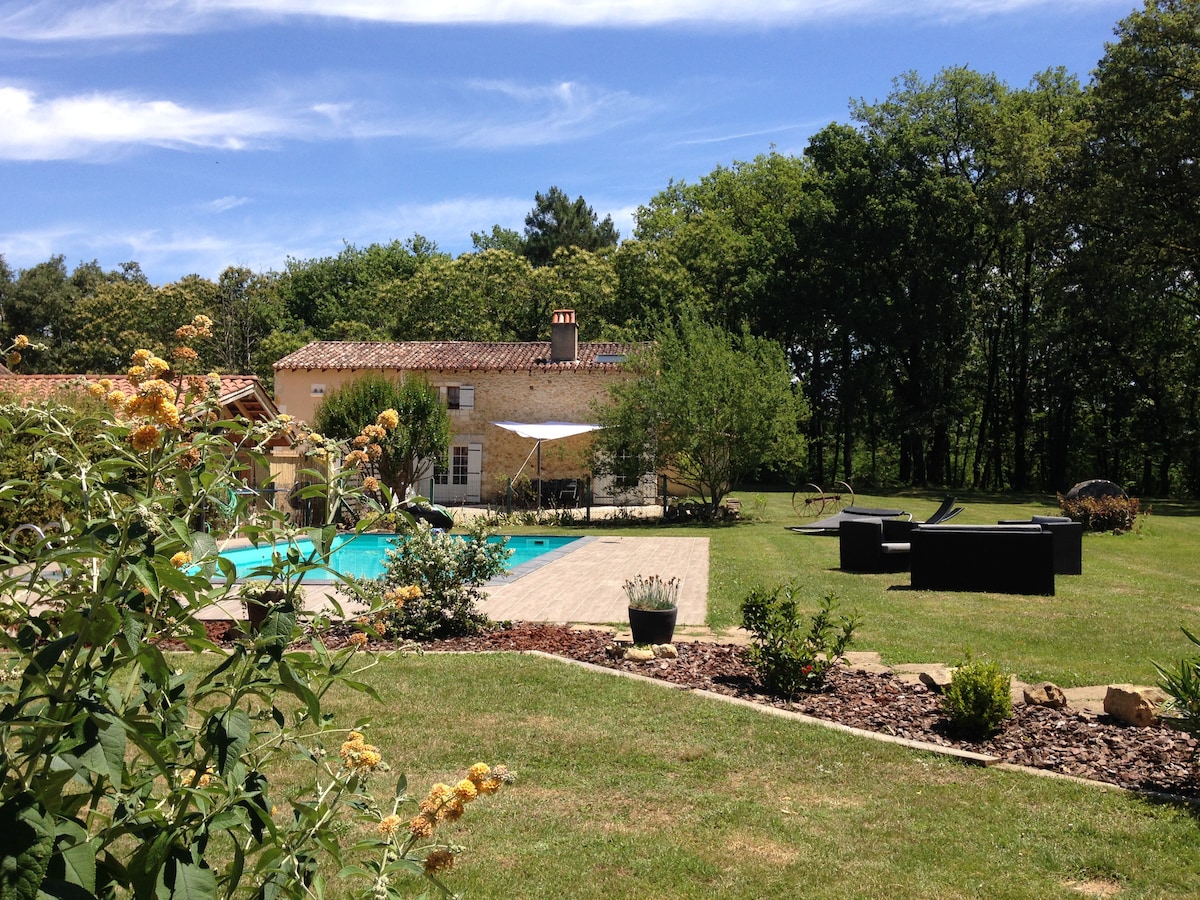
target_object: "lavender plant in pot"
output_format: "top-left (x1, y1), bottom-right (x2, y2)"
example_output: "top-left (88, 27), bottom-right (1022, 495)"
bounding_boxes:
top-left (625, 574), bottom-right (680, 645)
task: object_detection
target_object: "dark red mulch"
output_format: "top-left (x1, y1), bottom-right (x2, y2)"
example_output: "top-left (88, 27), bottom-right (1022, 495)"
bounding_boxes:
top-left (197, 619), bottom-right (1200, 800)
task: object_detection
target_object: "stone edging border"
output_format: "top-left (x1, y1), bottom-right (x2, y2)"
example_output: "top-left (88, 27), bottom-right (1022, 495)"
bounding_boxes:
top-left (517, 650), bottom-right (1200, 806)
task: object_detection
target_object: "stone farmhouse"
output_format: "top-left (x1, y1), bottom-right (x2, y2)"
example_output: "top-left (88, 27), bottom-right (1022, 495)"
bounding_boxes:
top-left (272, 311), bottom-right (649, 506)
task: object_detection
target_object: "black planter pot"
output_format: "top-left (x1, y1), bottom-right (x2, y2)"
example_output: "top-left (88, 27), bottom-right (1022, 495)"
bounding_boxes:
top-left (244, 589), bottom-right (286, 634)
top-left (627, 605), bottom-right (678, 646)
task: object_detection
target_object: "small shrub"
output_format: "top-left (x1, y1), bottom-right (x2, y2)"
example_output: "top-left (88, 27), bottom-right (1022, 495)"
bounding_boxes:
top-left (1057, 492), bottom-right (1144, 533)
top-left (624, 574), bottom-right (680, 610)
top-left (1154, 627), bottom-right (1200, 735)
top-left (740, 586), bottom-right (858, 696)
top-left (352, 518), bottom-right (511, 641)
top-left (942, 657), bottom-right (1014, 739)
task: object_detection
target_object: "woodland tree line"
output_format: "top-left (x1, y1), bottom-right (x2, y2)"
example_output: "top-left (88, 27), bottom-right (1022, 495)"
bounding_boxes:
top-left (2, 1), bottom-right (1198, 497)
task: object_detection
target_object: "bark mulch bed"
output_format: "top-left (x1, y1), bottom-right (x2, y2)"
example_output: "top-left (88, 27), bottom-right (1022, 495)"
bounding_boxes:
top-left (205, 619), bottom-right (1200, 800)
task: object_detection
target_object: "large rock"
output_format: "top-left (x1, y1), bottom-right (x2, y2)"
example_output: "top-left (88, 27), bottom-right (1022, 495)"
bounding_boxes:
top-left (1103, 684), bottom-right (1168, 727)
top-left (623, 646), bottom-right (656, 662)
top-left (893, 663), bottom-right (955, 692)
top-left (1024, 682), bottom-right (1068, 709)
top-left (1065, 479), bottom-right (1127, 501)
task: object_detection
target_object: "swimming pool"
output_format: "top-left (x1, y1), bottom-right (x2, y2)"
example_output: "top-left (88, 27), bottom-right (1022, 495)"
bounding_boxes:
top-left (217, 533), bottom-right (581, 582)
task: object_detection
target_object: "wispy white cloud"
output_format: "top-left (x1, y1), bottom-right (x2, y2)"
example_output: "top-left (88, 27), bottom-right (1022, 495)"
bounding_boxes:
top-left (0, 0), bottom-right (1125, 40)
top-left (0, 85), bottom-right (304, 160)
top-left (452, 80), bottom-right (650, 148)
top-left (676, 122), bottom-right (813, 146)
top-left (204, 195), bottom-right (250, 213)
top-left (0, 76), bottom-right (647, 160)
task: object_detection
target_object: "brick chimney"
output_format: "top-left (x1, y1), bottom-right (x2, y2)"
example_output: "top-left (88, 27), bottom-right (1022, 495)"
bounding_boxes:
top-left (550, 309), bottom-right (578, 363)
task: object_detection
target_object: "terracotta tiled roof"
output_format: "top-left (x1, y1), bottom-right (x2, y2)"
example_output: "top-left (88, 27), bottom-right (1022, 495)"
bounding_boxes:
top-left (273, 341), bottom-right (645, 372)
top-left (0, 374), bottom-right (277, 421)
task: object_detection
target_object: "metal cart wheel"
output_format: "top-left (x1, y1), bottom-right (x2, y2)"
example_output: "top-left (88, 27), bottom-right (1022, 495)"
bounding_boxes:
top-left (826, 481), bottom-right (854, 515)
top-left (791, 483), bottom-right (827, 519)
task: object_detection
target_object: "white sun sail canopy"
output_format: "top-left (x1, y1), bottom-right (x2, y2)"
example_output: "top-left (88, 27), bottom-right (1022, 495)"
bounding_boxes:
top-left (492, 421), bottom-right (602, 442)
top-left (492, 421), bottom-right (603, 496)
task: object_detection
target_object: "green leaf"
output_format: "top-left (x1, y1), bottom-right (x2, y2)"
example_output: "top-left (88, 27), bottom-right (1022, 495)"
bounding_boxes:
top-left (78, 603), bottom-right (121, 647)
top-left (129, 562), bottom-right (159, 601)
top-left (45, 819), bottom-right (95, 896)
top-left (166, 858), bottom-right (216, 900)
top-left (0, 795), bottom-right (54, 900)
top-left (276, 661), bottom-right (319, 722)
top-left (254, 607), bottom-right (296, 661)
top-left (206, 808), bottom-right (249, 833)
top-left (28, 636), bottom-right (74, 680)
top-left (74, 713), bottom-right (127, 784)
top-left (36, 879), bottom-right (95, 899)
top-left (202, 710), bottom-right (250, 776)
top-left (135, 644), bottom-right (171, 689)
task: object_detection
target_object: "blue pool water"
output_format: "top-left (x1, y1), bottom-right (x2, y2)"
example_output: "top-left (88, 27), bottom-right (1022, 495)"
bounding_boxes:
top-left (217, 533), bottom-right (579, 582)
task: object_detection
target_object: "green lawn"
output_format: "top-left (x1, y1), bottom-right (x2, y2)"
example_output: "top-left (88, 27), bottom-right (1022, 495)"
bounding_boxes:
top-left (511, 490), bottom-right (1200, 687)
top-left (251, 492), bottom-right (1200, 898)
top-left (314, 652), bottom-right (1200, 900)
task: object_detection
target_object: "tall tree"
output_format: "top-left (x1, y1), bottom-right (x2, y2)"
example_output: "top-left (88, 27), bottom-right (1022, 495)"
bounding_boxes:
top-left (522, 187), bottom-right (619, 266)
top-left (211, 267), bottom-right (288, 375)
top-left (1086, 0), bottom-right (1200, 282)
top-left (1065, 0), bottom-right (1200, 493)
top-left (313, 372), bottom-right (451, 499)
top-left (592, 311), bottom-right (807, 514)
top-left (280, 240), bottom-right (433, 335)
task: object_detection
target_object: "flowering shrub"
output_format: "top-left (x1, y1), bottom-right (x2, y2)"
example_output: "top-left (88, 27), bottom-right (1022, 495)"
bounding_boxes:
top-left (1057, 492), bottom-right (1143, 533)
top-left (740, 586), bottom-right (858, 696)
top-left (350, 518), bottom-right (511, 642)
top-left (345, 761), bottom-right (516, 896)
top-left (0, 329), bottom-right (511, 899)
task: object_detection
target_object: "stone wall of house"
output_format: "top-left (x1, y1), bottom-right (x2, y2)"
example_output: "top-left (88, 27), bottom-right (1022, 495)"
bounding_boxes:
top-left (272, 365), bottom-right (631, 504)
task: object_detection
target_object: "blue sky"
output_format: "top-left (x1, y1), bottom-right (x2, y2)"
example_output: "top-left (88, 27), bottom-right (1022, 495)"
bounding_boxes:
top-left (1, 0), bottom-right (1136, 285)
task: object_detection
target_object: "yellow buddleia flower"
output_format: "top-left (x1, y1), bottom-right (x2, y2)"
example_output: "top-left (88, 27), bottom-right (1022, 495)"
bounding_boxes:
top-left (170, 551), bottom-right (192, 569)
top-left (466, 763), bottom-right (491, 786)
top-left (377, 814), bottom-right (402, 838)
top-left (376, 409), bottom-right (400, 430)
top-left (409, 814), bottom-right (435, 838)
top-left (453, 779), bottom-right (478, 803)
top-left (131, 424), bottom-right (162, 452)
top-left (423, 849), bottom-right (455, 876)
top-left (339, 733), bottom-right (383, 771)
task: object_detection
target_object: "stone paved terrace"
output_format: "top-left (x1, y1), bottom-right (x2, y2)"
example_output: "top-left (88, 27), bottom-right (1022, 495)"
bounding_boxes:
top-left (480, 534), bottom-right (708, 625)
top-left (195, 529), bottom-right (709, 628)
